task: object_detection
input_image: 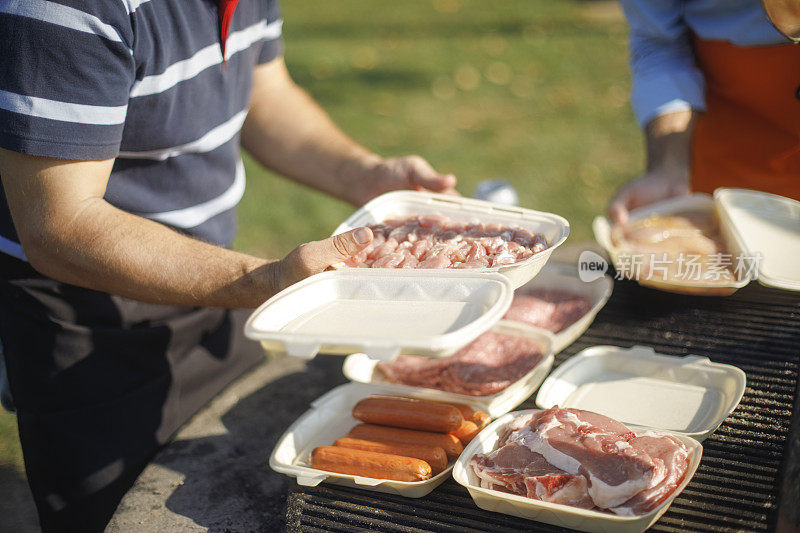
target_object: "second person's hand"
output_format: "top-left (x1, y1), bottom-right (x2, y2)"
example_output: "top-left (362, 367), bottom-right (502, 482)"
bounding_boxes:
top-left (608, 169), bottom-right (691, 226)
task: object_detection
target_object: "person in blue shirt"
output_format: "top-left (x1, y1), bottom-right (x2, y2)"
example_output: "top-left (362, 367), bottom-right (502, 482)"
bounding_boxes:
top-left (609, 0), bottom-right (800, 225)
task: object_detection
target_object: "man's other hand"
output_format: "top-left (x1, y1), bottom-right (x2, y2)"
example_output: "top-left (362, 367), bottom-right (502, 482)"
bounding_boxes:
top-left (271, 227), bottom-right (374, 290)
top-left (356, 155), bottom-right (457, 205)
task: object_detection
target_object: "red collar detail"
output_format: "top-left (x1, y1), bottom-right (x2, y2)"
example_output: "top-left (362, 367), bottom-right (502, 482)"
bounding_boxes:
top-left (218, 0), bottom-right (239, 65)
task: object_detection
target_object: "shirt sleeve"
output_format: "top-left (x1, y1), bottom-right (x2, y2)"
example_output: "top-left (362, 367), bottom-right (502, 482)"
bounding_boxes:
top-left (257, 0), bottom-right (284, 64)
top-left (0, 1), bottom-right (135, 160)
top-left (620, 0), bottom-right (706, 128)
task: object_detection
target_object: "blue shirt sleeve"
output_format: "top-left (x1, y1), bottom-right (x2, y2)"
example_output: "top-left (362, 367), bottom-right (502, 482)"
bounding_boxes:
top-left (620, 0), bottom-right (707, 128)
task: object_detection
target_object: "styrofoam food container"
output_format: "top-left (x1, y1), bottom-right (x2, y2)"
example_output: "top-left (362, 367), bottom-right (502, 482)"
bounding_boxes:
top-left (452, 345), bottom-right (744, 532)
top-left (270, 382), bottom-right (486, 498)
top-left (593, 193), bottom-right (748, 295)
top-left (332, 191), bottom-right (571, 288)
top-left (535, 345), bottom-right (746, 441)
top-left (452, 410), bottom-right (702, 533)
top-left (342, 320), bottom-right (555, 417)
top-left (594, 189), bottom-right (800, 294)
top-left (714, 188), bottom-right (800, 291)
top-left (510, 262), bottom-right (613, 354)
top-left (245, 269), bottom-right (513, 360)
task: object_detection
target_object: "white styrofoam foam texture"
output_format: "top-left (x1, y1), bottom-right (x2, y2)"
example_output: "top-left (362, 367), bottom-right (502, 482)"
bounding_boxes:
top-left (511, 262), bottom-right (613, 353)
top-left (269, 382), bottom-right (487, 498)
top-left (342, 320), bottom-right (555, 417)
top-left (452, 409), bottom-right (703, 533)
top-left (535, 345), bottom-right (746, 441)
top-left (592, 193), bottom-right (749, 295)
top-left (332, 191), bottom-right (571, 288)
top-left (245, 269), bottom-right (513, 360)
top-left (714, 188), bottom-right (800, 291)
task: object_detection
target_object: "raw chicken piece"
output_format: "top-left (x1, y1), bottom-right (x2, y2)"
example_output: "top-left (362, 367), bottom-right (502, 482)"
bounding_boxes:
top-left (377, 331), bottom-right (543, 396)
top-left (504, 290), bottom-right (592, 333)
top-left (348, 214), bottom-right (547, 269)
top-left (470, 407), bottom-right (691, 515)
top-left (611, 211), bottom-right (734, 284)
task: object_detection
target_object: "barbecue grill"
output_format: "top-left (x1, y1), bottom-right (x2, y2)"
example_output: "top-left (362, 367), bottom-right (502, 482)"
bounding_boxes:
top-left (284, 279), bottom-right (800, 532)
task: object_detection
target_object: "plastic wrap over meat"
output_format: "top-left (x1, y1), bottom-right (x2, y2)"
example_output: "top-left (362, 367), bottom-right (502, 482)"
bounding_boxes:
top-left (503, 290), bottom-right (592, 333)
top-left (377, 332), bottom-right (544, 396)
top-left (343, 215), bottom-right (548, 269)
top-left (470, 407), bottom-right (691, 515)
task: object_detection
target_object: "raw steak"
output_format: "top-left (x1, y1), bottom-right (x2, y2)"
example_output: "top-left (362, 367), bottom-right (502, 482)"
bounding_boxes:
top-left (504, 290), bottom-right (592, 333)
top-left (342, 215), bottom-right (548, 269)
top-left (377, 331), bottom-right (543, 396)
top-left (470, 407), bottom-right (691, 515)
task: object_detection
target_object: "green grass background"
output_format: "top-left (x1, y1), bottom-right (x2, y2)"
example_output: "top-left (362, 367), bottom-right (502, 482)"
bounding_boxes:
top-left (0, 0), bottom-right (643, 510)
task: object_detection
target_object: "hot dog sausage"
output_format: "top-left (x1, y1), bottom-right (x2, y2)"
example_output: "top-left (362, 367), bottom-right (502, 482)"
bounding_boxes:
top-left (352, 396), bottom-right (463, 433)
top-left (444, 402), bottom-right (476, 421)
top-left (333, 437), bottom-right (448, 475)
top-left (472, 411), bottom-right (490, 429)
top-left (349, 424), bottom-right (463, 458)
top-left (451, 420), bottom-right (480, 445)
top-left (310, 446), bottom-right (431, 482)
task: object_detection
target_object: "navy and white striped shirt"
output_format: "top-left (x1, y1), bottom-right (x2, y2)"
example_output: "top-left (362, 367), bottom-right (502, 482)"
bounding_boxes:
top-left (0, 0), bottom-right (283, 260)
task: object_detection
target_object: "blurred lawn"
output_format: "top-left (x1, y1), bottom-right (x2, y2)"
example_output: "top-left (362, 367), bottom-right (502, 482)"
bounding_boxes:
top-left (0, 0), bottom-right (643, 503)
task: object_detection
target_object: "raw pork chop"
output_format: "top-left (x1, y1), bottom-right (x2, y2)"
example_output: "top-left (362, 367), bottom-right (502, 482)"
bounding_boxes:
top-left (470, 407), bottom-right (691, 515)
top-left (342, 214), bottom-right (548, 269)
top-left (377, 331), bottom-right (543, 396)
top-left (503, 290), bottom-right (592, 333)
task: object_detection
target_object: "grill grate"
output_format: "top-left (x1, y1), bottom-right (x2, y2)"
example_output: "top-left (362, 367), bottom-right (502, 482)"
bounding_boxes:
top-left (286, 280), bottom-right (800, 532)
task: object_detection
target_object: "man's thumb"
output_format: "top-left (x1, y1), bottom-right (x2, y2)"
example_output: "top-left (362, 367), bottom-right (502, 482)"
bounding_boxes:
top-left (309, 227), bottom-right (373, 270)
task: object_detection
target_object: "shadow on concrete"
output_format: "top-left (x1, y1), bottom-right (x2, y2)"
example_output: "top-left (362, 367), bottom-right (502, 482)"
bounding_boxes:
top-left (152, 356), bottom-right (348, 531)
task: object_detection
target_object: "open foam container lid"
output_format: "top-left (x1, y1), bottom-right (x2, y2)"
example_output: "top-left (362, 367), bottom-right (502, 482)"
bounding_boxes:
top-left (244, 269), bottom-right (514, 360)
top-left (714, 188), bottom-right (800, 291)
top-left (535, 345), bottom-right (746, 441)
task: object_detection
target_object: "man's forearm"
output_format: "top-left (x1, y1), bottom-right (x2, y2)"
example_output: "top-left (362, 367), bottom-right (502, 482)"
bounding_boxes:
top-left (644, 109), bottom-right (697, 176)
top-left (23, 200), bottom-right (276, 309)
top-left (240, 59), bottom-right (379, 205)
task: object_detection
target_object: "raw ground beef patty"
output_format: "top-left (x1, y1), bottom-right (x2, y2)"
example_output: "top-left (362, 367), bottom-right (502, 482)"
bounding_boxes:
top-left (377, 331), bottom-right (544, 396)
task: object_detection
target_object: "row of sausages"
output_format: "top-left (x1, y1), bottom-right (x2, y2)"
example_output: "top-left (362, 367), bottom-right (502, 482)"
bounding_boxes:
top-left (310, 396), bottom-right (490, 482)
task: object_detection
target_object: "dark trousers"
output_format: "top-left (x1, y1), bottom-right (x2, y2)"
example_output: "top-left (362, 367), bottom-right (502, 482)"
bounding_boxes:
top-left (0, 255), bottom-right (262, 532)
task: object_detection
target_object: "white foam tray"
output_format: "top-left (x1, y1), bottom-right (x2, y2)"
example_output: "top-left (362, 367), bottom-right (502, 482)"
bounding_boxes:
top-left (333, 191), bottom-right (570, 288)
top-left (593, 193), bottom-right (749, 295)
top-left (535, 345), bottom-right (746, 441)
top-left (510, 262), bottom-right (613, 354)
top-left (714, 188), bottom-right (800, 291)
top-left (452, 345), bottom-right (744, 531)
top-left (452, 409), bottom-right (703, 533)
top-left (245, 269), bottom-right (513, 360)
top-left (270, 382), bottom-right (487, 498)
top-left (342, 320), bottom-right (555, 417)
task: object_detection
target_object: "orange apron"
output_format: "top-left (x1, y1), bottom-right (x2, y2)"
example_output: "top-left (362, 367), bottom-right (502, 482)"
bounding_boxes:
top-left (691, 36), bottom-right (800, 200)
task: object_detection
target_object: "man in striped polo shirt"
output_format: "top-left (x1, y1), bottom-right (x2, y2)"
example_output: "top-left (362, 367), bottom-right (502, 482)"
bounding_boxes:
top-left (0, 0), bottom-right (457, 530)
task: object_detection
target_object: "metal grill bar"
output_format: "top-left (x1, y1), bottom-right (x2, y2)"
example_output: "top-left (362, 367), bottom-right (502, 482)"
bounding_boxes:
top-left (286, 280), bottom-right (800, 532)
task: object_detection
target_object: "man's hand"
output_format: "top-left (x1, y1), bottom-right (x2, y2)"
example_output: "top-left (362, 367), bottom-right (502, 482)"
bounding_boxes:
top-left (270, 227), bottom-right (373, 290)
top-left (608, 169), bottom-right (690, 225)
top-left (352, 155), bottom-right (457, 206)
top-left (608, 109), bottom-right (697, 225)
